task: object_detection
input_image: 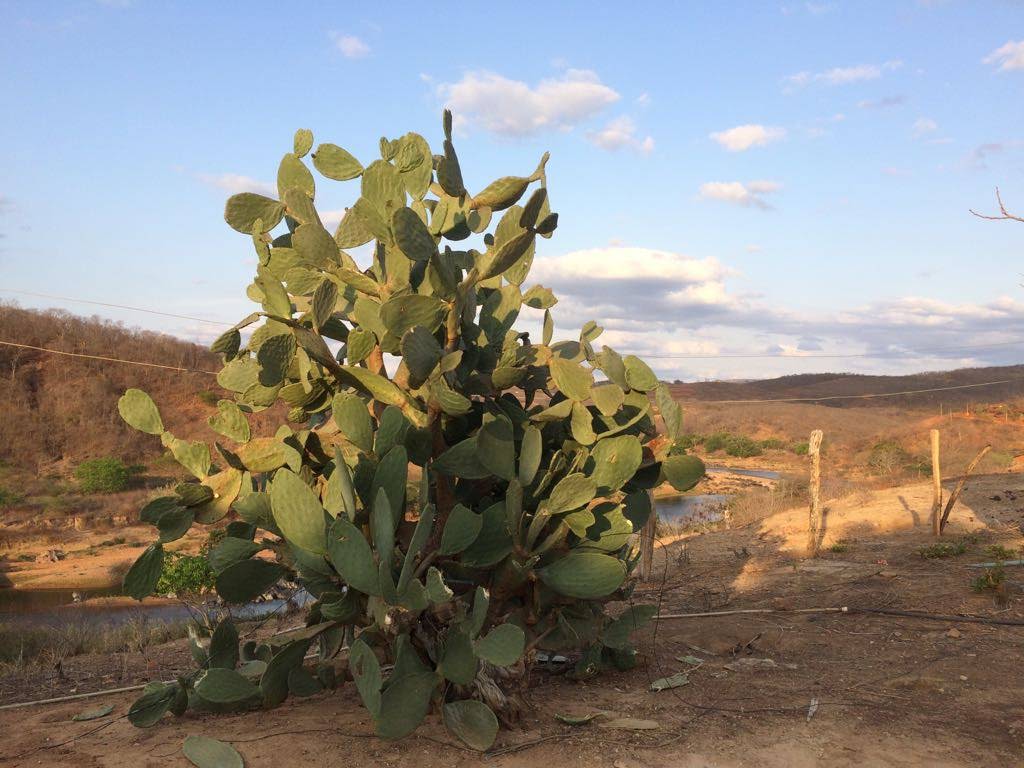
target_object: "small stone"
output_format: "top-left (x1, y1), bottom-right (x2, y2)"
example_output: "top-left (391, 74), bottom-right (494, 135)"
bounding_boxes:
top-left (946, 628), bottom-right (962, 639)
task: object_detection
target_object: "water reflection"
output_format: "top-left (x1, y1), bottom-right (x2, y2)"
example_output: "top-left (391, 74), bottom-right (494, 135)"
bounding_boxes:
top-left (0, 586), bottom-right (309, 628)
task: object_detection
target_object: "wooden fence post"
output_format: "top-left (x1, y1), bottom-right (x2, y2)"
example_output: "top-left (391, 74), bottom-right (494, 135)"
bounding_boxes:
top-left (640, 489), bottom-right (656, 582)
top-left (931, 429), bottom-right (942, 536)
top-left (806, 430), bottom-right (823, 558)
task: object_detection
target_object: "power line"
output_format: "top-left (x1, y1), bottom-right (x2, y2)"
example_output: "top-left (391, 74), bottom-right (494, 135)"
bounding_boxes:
top-left (0, 341), bottom-right (218, 376)
top-left (5, 287), bottom-right (1024, 362)
top-left (0, 288), bottom-right (232, 327)
top-left (684, 377), bottom-right (1024, 404)
top-left (643, 339), bottom-right (1024, 359)
top-left (0, 339), bottom-right (1020, 403)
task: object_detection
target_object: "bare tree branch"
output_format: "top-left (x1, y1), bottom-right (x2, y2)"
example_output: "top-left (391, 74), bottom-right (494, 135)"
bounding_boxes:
top-left (970, 187), bottom-right (1024, 223)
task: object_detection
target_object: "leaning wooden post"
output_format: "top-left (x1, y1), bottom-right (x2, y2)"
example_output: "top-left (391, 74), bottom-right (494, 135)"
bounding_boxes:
top-left (640, 489), bottom-right (656, 582)
top-left (940, 444), bottom-right (990, 534)
top-left (930, 429), bottom-right (942, 536)
top-left (806, 430), bottom-right (823, 558)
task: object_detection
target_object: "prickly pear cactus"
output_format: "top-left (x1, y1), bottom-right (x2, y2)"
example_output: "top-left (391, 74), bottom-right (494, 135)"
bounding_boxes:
top-left (118, 114), bottom-right (705, 750)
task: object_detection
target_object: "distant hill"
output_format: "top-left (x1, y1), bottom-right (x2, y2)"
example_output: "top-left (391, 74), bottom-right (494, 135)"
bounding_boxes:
top-left (3, 302), bottom-right (1022, 474)
top-left (669, 367), bottom-right (1024, 409)
top-left (0, 303), bottom-right (281, 472)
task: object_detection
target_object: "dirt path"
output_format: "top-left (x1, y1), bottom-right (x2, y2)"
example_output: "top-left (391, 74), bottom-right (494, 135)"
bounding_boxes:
top-left (2, 473), bottom-right (1024, 766)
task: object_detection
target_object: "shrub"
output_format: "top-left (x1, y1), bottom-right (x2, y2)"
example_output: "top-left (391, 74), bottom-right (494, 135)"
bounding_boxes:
top-left (0, 486), bottom-right (26, 508)
top-left (703, 432), bottom-right (731, 452)
top-left (971, 565), bottom-right (1006, 593)
top-left (671, 433), bottom-right (704, 452)
top-left (917, 541), bottom-right (967, 559)
top-left (866, 440), bottom-right (913, 478)
top-left (759, 437), bottom-right (787, 451)
top-left (791, 441), bottom-right (809, 456)
top-left (725, 435), bottom-right (763, 458)
top-left (155, 551), bottom-right (216, 596)
top-left (75, 457), bottom-right (131, 494)
top-left (115, 113), bottom-right (706, 749)
top-left (986, 544), bottom-right (1018, 561)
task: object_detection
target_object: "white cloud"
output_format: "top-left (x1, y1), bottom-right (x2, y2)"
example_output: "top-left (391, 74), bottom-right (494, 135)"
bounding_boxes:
top-left (857, 95), bottom-right (906, 109)
top-left (984, 40), bottom-right (1024, 72)
top-left (330, 33), bottom-right (370, 59)
top-left (436, 69), bottom-right (620, 136)
top-left (196, 173), bottom-right (275, 197)
top-left (586, 116), bottom-right (654, 154)
top-left (786, 60), bottom-right (903, 88)
top-left (710, 124), bottom-right (786, 152)
top-left (912, 117), bottom-right (938, 138)
top-left (532, 247), bottom-right (728, 284)
top-left (526, 244), bottom-right (1024, 379)
top-left (698, 180), bottom-right (782, 210)
top-left (635, 92), bottom-right (651, 107)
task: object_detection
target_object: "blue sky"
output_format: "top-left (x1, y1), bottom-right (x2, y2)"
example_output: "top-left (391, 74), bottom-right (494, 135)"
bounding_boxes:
top-left (1, 0), bottom-right (1022, 381)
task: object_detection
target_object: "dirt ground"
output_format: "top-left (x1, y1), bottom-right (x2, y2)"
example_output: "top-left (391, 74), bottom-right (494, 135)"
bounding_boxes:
top-left (3, 472), bottom-right (1024, 767)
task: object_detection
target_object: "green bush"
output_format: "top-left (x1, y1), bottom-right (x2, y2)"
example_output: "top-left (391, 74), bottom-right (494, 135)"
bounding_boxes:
top-left (759, 437), bottom-right (787, 451)
top-left (75, 457), bottom-right (132, 494)
top-left (791, 441), bottom-right (809, 456)
top-left (703, 432), bottom-right (731, 452)
top-left (725, 435), bottom-right (763, 458)
top-left (155, 551), bottom-right (216, 596)
top-left (0, 485), bottom-right (26, 508)
top-left (700, 432), bottom-right (763, 458)
top-left (671, 433), bottom-right (704, 452)
top-left (867, 440), bottom-right (913, 477)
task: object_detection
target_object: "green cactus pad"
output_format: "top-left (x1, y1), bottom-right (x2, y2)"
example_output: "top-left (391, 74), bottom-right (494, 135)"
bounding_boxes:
top-left (477, 415), bottom-right (515, 481)
top-left (474, 175), bottom-right (530, 211)
top-left (662, 454), bottom-right (706, 492)
top-left (277, 152), bottom-right (315, 199)
top-left (549, 356), bottom-right (593, 401)
top-left (127, 682), bottom-right (176, 727)
top-left (208, 400), bottom-right (250, 443)
top-left (439, 503), bottom-right (484, 555)
top-left (475, 623), bottom-right (526, 666)
top-left (196, 668), bottom-right (260, 704)
top-left (602, 604), bottom-right (658, 649)
top-left (623, 354), bottom-right (659, 392)
top-left (332, 393), bottom-right (373, 453)
top-left (655, 383), bottom-right (684, 441)
top-left (312, 143), bottom-right (363, 180)
top-left (443, 699), bottom-right (499, 752)
top-left (117, 389), bottom-right (164, 435)
top-left (589, 435), bottom-right (643, 492)
top-left (328, 517), bottom-right (380, 595)
top-left (260, 638), bottom-right (313, 708)
top-left (380, 293), bottom-right (446, 337)
top-left (182, 735), bottom-right (244, 768)
top-left (293, 128), bottom-right (314, 158)
top-left (539, 551), bottom-right (626, 599)
top-left (225, 193), bottom-right (285, 234)
top-left (591, 382), bottom-right (625, 417)
top-left (392, 206), bottom-right (437, 262)
top-left (439, 627), bottom-right (478, 684)
top-left (547, 473), bottom-right (597, 514)
top-left (123, 543), bottom-right (164, 600)
top-left (270, 469), bottom-right (327, 554)
top-left (215, 558), bottom-right (286, 604)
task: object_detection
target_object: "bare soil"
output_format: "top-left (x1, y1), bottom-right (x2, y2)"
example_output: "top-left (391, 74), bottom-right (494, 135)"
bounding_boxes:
top-left (3, 473), bottom-right (1024, 766)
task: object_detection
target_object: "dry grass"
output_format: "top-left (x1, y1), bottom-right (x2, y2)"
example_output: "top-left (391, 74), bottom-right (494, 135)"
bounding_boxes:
top-left (0, 615), bottom-right (191, 669)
